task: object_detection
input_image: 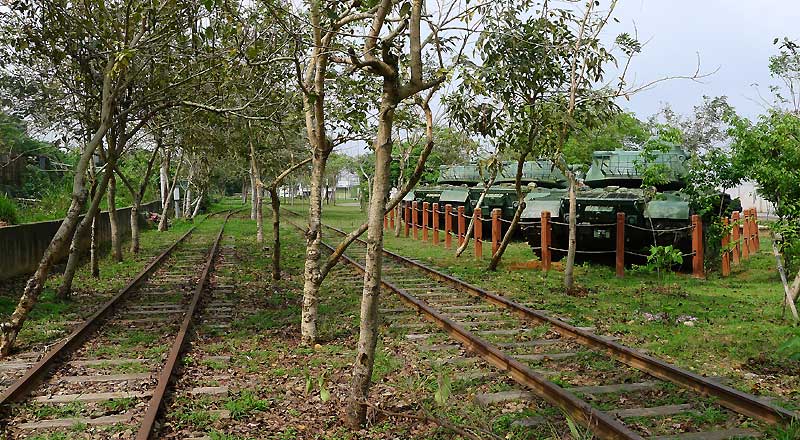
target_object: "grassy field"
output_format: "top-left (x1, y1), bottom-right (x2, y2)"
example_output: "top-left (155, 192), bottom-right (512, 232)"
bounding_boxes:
top-left (284, 201), bottom-right (800, 409)
top-left (4, 198), bottom-right (798, 438)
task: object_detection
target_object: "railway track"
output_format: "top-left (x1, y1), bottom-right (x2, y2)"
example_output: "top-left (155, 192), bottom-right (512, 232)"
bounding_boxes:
top-left (0, 212), bottom-right (234, 439)
top-left (285, 211), bottom-right (797, 440)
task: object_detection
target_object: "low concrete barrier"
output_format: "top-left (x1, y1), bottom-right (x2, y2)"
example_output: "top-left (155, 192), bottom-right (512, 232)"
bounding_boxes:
top-left (0, 201), bottom-right (161, 280)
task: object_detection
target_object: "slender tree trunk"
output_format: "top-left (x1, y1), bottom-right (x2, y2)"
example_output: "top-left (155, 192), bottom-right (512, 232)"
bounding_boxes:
top-left (773, 240), bottom-right (799, 321)
top-left (256, 187), bottom-right (264, 242)
top-left (300, 0), bottom-right (334, 345)
top-left (270, 188), bottom-right (281, 281)
top-left (790, 268), bottom-right (800, 303)
top-left (0, 76), bottom-right (115, 355)
top-left (130, 196), bottom-right (141, 253)
top-left (394, 166), bottom-right (406, 238)
top-left (266, 157), bottom-right (311, 282)
top-left (159, 155), bottom-right (183, 231)
top-left (346, 96), bottom-right (394, 428)
top-left (250, 165), bottom-right (257, 220)
top-left (90, 212), bottom-right (99, 277)
top-left (107, 172), bottom-right (122, 262)
top-left (89, 161), bottom-right (100, 278)
top-left (564, 175), bottom-right (578, 289)
top-left (117, 141), bottom-right (160, 254)
top-left (191, 192), bottom-right (203, 218)
top-left (242, 178), bottom-right (248, 204)
top-left (455, 182), bottom-right (494, 257)
top-left (160, 150), bottom-right (170, 207)
top-left (57, 164), bottom-right (113, 298)
top-left (488, 155), bottom-right (527, 270)
top-left (248, 129), bottom-right (264, 243)
top-left (183, 165), bottom-right (193, 218)
top-left (301, 152), bottom-right (328, 344)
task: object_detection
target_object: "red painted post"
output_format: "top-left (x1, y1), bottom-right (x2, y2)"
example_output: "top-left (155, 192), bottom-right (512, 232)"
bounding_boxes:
top-left (722, 217), bottom-right (731, 277)
top-left (616, 212), bottom-right (625, 278)
top-left (457, 206), bottom-right (465, 246)
top-left (541, 211), bottom-right (551, 272)
top-left (432, 203), bottom-right (440, 245)
top-left (748, 208), bottom-right (758, 254)
top-left (491, 208), bottom-right (501, 256)
top-left (742, 209), bottom-right (750, 261)
top-left (390, 206), bottom-right (395, 229)
top-left (422, 202), bottom-right (430, 241)
top-left (692, 214), bottom-right (704, 279)
top-left (474, 208), bottom-right (483, 259)
top-left (412, 201), bottom-right (419, 240)
top-left (731, 211), bottom-right (741, 266)
top-left (404, 202), bottom-right (410, 238)
top-left (753, 209), bottom-right (761, 251)
top-left (444, 204), bottom-right (453, 249)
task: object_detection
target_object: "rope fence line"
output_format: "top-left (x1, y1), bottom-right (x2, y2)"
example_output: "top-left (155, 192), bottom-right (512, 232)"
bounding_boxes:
top-left (393, 202), bottom-right (760, 278)
top-left (548, 247), bottom-right (616, 255)
top-left (625, 223), bottom-right (694, 233)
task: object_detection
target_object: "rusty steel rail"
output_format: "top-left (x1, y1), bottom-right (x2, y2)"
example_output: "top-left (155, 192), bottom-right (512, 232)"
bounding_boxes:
top-left (283, 216), bottom-right (642, 440)
top-left (286, 211), bottom-right (798, 429)
top-left (135, 210), bottom-right (235, 440)
top-left (375, 246), bottom-right (799, 426)
top-left (0, 226), bottom-right (196, 409)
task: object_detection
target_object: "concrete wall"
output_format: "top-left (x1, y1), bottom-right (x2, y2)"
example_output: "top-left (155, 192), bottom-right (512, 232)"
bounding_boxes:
top-left (0, 200), bottom-right (161, 280)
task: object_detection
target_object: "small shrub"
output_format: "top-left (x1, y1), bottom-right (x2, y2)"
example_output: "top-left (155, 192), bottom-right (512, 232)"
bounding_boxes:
top-left (646, 245), bottom-right (684, 284)
top-left (0, 194), bottom-right (18, 224)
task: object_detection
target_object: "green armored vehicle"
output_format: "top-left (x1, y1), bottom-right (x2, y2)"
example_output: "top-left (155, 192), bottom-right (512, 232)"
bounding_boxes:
top-left (542, 146), bottom-right (694, 262)
top-left (470, 160), bottom-right (569, 239)
top-left (403, 164), bottom-right (483, 227)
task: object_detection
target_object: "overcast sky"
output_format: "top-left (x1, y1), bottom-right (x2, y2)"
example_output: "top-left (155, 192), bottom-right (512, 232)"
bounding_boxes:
top-left (606, 0), bottom-right (798, 120)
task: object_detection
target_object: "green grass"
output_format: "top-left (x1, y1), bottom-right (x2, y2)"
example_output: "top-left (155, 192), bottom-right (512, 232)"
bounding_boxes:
top-left (101, 397), bottom-right (136, 413)
top-left (29, 401), bottom-right (84, 419)
top-left (223, 390), bottom-right (271, 420)
top-left (283, 203), bottom-right (799, 378)
top-left (172, 409), bottom-right (221, 430)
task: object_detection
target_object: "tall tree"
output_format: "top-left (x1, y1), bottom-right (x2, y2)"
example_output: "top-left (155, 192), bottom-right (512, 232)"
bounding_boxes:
top-left (0, 0), bottom-right (178, 355)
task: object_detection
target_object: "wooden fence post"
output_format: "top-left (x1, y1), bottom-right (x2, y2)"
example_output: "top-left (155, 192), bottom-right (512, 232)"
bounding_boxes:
top-left (692, 214), bottom-right (705, 279)
top-left (432, 203), bottom-right (440, 245)
top-left (457, 205), bottom-right (465, 246)
top-left (474, 208), bottom-right (482, 259)
top-left (616, 212), bottom-right (625, 278)
top-left (742, 210), bottom-right (750, 261)
top-left (422, 202), bottom-right (429, 242)
top-left (731, 211), bottom-right (741, 266)
top-left (541, 211), bottom-right (551, 272)
top-left (751, 208), bottom-right (757, 249)
top-left (404, 202), bottom-right (410, 238)
top-left (722, 217), bottom-right (731, 277)
top-left (445, 204), bottom-right (453, 249)
top-left (412, 201), bottom-right (419, 240)
top-left (491, 208), bottom-right (501, 256)
top-left (753, 209), bottom-right (760, 251)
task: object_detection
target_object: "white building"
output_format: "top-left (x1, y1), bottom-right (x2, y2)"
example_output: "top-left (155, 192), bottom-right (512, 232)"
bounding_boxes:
top-left (726, 181), bottom-right (776, 218)
top-left (337, 171), bottom-right (359, 190)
